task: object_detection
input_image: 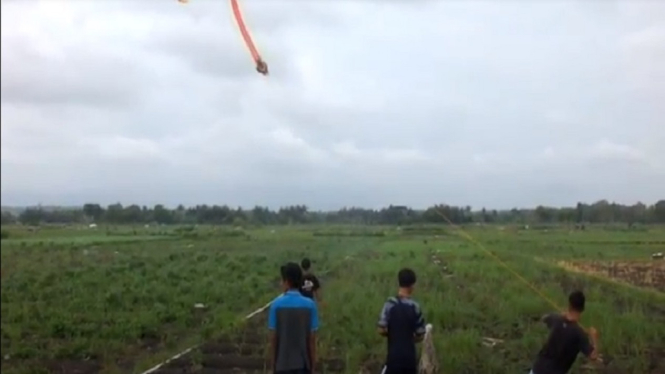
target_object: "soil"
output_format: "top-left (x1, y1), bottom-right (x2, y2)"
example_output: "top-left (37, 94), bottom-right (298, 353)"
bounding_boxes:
top-left (647, 347), bottom-right (665, 374)
top-left (150, 309), bottom-right (345, 374)
top-left (43, 359), bottom-right (103, 374)
top-left (557, 260), bottom-right (665, 292)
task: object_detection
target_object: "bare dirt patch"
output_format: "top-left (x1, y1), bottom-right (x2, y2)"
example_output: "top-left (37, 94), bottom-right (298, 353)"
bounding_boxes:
top-left (556, 260), bottom-right (665, 292)
top-left (149, 311), bottom-right (345, 374)
top-left (43, 359), bottom-right (103, 374)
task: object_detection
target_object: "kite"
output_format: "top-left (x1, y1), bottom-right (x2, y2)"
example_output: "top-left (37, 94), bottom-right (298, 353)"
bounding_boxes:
top-left (230, 0), bottom-right (268, 75)
top-left (178, 0), bottom-right (268, 76)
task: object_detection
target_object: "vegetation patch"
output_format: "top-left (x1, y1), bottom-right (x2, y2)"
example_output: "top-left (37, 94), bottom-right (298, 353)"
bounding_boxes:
top-left (2, 220), bottom-right (665, 374)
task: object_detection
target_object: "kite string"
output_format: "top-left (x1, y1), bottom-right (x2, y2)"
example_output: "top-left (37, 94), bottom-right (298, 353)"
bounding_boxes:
top-left (230, 0), bottom-right (261, 62)
top-left (432, 208), bottom-right (564, 313)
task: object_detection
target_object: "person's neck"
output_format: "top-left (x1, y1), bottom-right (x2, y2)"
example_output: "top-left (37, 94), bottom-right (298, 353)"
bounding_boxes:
top-left (564, 310), bottom-right (581, 322)
top-left (397, 288), bottom-right (411, 298)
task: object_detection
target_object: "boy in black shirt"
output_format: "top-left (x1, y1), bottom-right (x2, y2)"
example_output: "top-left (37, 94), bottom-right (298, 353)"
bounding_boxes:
top-left (300, 258), bottom-right (322, 302)
top-left (530, 290), bottom-right (600, 374)
top-left (377, 268), bottom-right (426, 374)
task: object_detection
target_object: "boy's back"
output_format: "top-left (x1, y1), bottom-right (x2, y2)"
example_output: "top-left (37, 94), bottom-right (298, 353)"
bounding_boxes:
top-left (532, 313), bottom-right (593, 374)
top-left (269, 262), bottom-right (319, 374)
top-left (299, 258), bottom-right (321, 301)
top-left (378, 296), bottom-right (426, 374)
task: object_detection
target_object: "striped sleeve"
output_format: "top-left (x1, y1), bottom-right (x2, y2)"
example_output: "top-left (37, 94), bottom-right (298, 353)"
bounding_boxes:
top-left (377, 297), bottom-right (397, 327)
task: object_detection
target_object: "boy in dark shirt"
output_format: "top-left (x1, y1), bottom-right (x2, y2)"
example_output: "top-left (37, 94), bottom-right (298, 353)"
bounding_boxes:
top-left (268, 262), bottom-right (319, 374)
top-left (377, 268), bottom-right (427, 374)
top-left (300, 258), bottom-right (321, 302)
top-left (530, 290), bottom-right (600, 374)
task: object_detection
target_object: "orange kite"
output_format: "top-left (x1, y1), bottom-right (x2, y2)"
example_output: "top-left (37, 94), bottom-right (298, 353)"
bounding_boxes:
top-left (178, 0), bottom-right (268, 76)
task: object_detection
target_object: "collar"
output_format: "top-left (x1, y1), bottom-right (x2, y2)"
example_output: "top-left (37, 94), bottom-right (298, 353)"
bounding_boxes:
top-left (285, 290), bottom-right (300, 295)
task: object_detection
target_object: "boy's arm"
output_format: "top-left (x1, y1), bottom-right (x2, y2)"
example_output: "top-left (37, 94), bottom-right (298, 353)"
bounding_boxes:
top-left (541, 313), bottom-right (559, 329)
top-left (313, 276), bottom-right (322, 303)
top-left (268, 303), bottom-right (277, 371)
top-left (309, 302), bottom-right (319, 370)
top-left (377, 301), bottom-right (391, 337)
top-left (413, 302), bottom-right (426, 343)
top-left (581, 327), bottom-right (599, 361)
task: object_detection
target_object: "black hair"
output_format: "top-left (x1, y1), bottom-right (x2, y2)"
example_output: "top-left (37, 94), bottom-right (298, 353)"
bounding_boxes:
top-left (281, 262), bottom-right (303, 289)
top-left (568, 290), bottom-right (586, 312)
top-left (301, 258), bottom-right (311, 271)
top-left (398, 268), bottom-right (417, 288)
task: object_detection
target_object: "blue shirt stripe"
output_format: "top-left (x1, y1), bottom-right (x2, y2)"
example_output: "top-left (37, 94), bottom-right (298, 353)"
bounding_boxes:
top-left (268, 290), bottom-right (319, 331)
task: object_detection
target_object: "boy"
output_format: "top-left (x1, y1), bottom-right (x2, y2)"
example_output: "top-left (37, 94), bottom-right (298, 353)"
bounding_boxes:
top-left (377, 268), bottom-right (427, 374)
top-left (530, 290), bottom-right (600, 374)
top-left (269, 262), bottom-right (319, 374)
top-left (300, 258), bottom-right (321, 302)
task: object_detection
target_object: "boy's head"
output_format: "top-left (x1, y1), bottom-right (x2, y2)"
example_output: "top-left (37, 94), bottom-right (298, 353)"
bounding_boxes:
top-left (281, 262), bottom-right (303, 291)
top-left (398, 268), bottom-right (417, 293)
top-left (301, 257), bottom-right (311, 272)
top-left (568, 290), bottom-right (586, 313)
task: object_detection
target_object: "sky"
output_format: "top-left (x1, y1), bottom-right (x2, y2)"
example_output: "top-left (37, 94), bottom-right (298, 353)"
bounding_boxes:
top-left (1, 0), bottom-right (664, 210)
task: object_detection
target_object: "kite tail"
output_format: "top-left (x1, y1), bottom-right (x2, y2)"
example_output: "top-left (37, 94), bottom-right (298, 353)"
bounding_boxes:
top-left (230, 0), bottom-right (261, 63)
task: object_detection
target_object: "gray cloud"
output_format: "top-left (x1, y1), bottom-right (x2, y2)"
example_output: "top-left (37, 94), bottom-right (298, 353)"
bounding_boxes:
top-left (1, 37), bottom-right (144, 108)
top-left (1, 0), bottom-right (664, 210)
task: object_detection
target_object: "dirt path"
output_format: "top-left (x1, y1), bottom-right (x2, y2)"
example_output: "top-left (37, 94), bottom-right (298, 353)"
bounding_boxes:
top-left (143, 244), bottom-right (386, 374)
top-left (149, 311), bottom-right (345, 374)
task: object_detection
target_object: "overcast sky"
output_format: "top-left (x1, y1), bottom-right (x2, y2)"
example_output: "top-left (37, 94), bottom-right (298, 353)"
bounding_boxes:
top-left (1, 1), bottom-right (663, 210)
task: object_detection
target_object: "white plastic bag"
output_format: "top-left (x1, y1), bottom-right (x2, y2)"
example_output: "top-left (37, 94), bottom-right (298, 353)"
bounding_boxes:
top-left (418, 324), bottom-right (438, 374)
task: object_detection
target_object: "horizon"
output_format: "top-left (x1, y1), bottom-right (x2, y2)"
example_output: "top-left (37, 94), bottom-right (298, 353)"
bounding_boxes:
top-left (2, 198), bottom-right (662, 214)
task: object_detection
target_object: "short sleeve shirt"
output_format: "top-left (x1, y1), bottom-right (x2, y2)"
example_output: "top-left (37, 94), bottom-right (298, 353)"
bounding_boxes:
top-left (268, 290), bottom-right (319, 372)
top-left (532, 313), bottom-right (593, 374)
top-left (377, 296), bottom-right (426, 370)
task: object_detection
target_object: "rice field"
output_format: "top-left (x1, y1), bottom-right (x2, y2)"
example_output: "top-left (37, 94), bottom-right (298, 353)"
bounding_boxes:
top-left (1, 224), bottom-right (664, 374)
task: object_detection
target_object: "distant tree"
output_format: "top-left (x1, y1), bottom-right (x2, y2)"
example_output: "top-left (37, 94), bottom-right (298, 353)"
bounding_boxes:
top-left (654, 200), bottom-right (665, 223)
top-left (1, 211), bottom-right (16, 225)
top-left (153, 204), bottom-right (173, 224)
top-left (83, 203), bottom-right (104, 222)
top-left (7, 199), bottom-right (664, 226)
top-left (19, 208), bottom-right (44, 226)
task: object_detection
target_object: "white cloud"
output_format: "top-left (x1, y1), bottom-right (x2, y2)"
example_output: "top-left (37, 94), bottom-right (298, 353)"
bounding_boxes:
top-left (589, 139), bottom-right (646, 163)
top-left (1, 0), bottom-right (664, 209)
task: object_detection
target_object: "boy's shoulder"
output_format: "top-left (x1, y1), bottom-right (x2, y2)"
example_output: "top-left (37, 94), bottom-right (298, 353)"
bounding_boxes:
top-left (303, 272), bottom-right (318, 279)
top-left (542, 312), bottom-right (565, 327)
top-left (297, 292), bottom-right (317, 306)
top-left (381, 296), bottom-right (422, 314)
top-left (384, 295), bottom-right (421, 306)
top-left (270, 293), bottom-right (286, 308)
top-left (272, 291), bottom-right (317, 309)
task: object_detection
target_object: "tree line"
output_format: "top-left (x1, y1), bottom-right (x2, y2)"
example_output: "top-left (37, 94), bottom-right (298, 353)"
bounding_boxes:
top-left (1, 200), bottom-right (664, 226)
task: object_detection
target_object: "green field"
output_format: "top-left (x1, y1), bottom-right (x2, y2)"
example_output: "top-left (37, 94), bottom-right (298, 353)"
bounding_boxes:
top-left (1, 224), bottom-right (664, 374)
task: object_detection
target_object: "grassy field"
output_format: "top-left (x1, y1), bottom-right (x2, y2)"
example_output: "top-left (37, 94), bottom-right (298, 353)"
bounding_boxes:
top-left (1, 224), bottom-right (664, 374)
